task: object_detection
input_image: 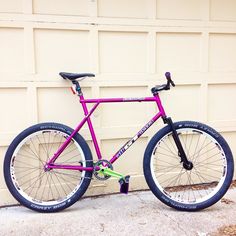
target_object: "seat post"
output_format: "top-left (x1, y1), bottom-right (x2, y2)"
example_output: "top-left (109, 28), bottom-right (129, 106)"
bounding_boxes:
top-left (72, 81), bottom-right (83, 97)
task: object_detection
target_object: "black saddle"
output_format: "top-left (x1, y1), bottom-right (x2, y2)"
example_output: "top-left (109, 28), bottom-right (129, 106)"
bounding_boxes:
top-left (59, 72), bottom-right (95, 81)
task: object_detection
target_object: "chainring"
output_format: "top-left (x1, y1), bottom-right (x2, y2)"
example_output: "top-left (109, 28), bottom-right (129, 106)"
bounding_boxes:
top-left (93, 160), bottom-right (113, 181)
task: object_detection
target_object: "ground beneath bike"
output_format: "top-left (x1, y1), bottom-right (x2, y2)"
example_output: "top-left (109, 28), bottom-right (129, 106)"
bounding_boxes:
top-left (0, 188), bottom-right (236, 236)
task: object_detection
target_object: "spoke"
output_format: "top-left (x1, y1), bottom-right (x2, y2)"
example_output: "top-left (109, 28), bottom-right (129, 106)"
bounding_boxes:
top-left (193, 167), bottom-right (221, 190)
top-left (164, 168), bottom-right (185, 190)
top-left (196, 161), bottom-right (223, 167)
top-left (17, 152), bottom-right (44, 165)
top-left (161, 138), bottom-right (177, 156)
top-left (58, 144), bottom-right (77, 159)
top-left (36, 135), bottom-right (48, 160)
top-left (14, 166), bottom-right (40, 172)
top-left (192, 134), bottom-right (201, 161)
top-left (41, 173), bottom-right (50, 202)
top-left (158, 166), bottom-right (185, 184)
top-left (14, 159), bottom-right (42, 169)
top-left (49, 172), bottom-right (62, 200)
top-left (23, 170), bottom-right (46, 192)
top-left (47, 173), bottom-right (54, 200)
top-left (48, 132), bottom-right (56, 157)
top-left (154, 163), bottom-right (180, 171)
top-left (155, 158), bottom-right (179, 166)
top-left (192, 167), bottom-right (215, 183)
top-left (47, 132), bottom-right (51, 156)
top-left (190, 175), bottom-right (203, 199)
top-left (186, 172), bottom-right (197, 202)
top-left (191, 140), bottom-right (213, 162)
top-left (155, 151), bottom-right (180, 161)
top-left (15, 168), bottom-right (42, 182)
top-left (29, 138), bottom-right (44, 165)
top-left (57, 135), bottom-right (65, 151)
top-left (198, 171), bottom-right (220, 179)
top-left (187, 133), bottom-right (194, 158)
top-left (33, 172), bottom-right (48, 201)
top-left (191, 138), bottom-right (208, 161)
top-left (173, 168), bottom-right (185, 199)
top-left (42, 132), bottom-right (50, 159)
top-left (194, 145), bottom-right (219, 161)
top-left (191, 168), bottom-right (212, 196)
top-left (23, 143), bottom-right (40, 159)
top-left (19, 147), bottom-right (41, 161)
top-left (52, 172), bottom-right (71, 197)
top-left (52, 171), bottom-right (76, 194)
top-left (168, 134), bottom-right (178, 154)
top-left (52, 170), bottom-right (81, 180)
top-left (194, 167), bottom-right (223, 174)
top-left (157, 146), bottom-right (178, 159)
top-left (179, 132), bottom-right (188, 155)
top-left (194, 151), bottom-right (221, 165)
top-left (56, 153), bottom-right (81, 165)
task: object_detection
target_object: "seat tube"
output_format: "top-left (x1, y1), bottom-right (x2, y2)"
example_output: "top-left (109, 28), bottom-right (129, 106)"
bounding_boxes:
top-left (80, 95), bottom-right (102, 160)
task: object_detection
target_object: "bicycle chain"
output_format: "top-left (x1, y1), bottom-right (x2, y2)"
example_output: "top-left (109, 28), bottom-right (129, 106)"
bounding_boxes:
top-left (78, 159), bottom-right (113, 181)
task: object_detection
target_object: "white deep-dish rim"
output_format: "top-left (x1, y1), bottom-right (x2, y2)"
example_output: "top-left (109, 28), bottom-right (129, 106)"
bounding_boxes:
top-left (10, 130), bottom-right (86, 206)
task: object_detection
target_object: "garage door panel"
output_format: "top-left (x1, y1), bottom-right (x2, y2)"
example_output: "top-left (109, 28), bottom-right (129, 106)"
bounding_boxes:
top-left (100, 86), bottom-right (149, 127)
top-left (0, 88), bottom-right (28, 133)
top-left (98, 0), bottom-right (148, 19)
top-left (209, 34), bottom-right (236, 72)
top-left (99, 31), bottom-right (148, 74)
top-left (208, 84), bottom-right (236, 121)
top-left (38, 87), bottom-right (92, 128)
top-left (34, 29), bottom-right (90, 76)
top-left (0, 28), bottom-right (24, 76)
top-left (156, 33), bottom-right (201, 73)
top-left (161, 85), bottom-right (201, 120)
top-left (101, 137), bottom-right (147, 174)
top-left (157, 0), bottom-right (201, 20)
top-left (210, 0), bottom-right (236, 21)
top-left (0, 0), bottom-right (23, 13)
top-left (33, 0), bottom-right (89, 16)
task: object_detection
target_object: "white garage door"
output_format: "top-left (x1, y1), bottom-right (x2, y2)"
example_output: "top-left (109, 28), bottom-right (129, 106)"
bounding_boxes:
top-left (0, 0), bottom-right (236, 205)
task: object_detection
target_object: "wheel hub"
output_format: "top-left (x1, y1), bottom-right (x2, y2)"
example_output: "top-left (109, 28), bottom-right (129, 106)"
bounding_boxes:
top-left (183, 161), bottom-right (193, 170)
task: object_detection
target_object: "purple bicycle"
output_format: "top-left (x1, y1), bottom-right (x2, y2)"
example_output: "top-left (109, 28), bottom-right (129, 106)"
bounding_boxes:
top-left (4, 72), bottom-right (234, 213)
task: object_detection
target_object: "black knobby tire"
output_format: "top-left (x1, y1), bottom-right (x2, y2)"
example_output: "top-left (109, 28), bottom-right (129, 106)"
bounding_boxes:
top-left (143, 121), bottom-right (234, 211)
top-left (4, 122), bottom-right (93, 213)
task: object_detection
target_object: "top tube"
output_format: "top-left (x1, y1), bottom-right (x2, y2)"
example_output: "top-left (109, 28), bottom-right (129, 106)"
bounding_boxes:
top-left (80, 97), bottom-right (158, 103)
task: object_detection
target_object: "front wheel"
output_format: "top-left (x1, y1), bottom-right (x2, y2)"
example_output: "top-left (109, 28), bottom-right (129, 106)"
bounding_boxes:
top-left (143, 121), bottom-right (234, 211)
top-left (4, 122), bottom-right (93, 212)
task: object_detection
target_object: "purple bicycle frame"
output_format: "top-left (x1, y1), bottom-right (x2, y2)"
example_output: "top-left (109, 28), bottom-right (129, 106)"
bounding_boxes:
top-left (46, 93), bottom-right (167, 171)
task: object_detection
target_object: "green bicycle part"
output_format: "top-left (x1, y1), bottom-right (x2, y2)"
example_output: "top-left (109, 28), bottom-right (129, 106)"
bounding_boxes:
top-left (99, 166), bottom-right (125, 179)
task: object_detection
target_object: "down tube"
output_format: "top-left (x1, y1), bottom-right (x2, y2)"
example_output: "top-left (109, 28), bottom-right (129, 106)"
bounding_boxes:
top-left (109, 112), bottom-right (163, 164)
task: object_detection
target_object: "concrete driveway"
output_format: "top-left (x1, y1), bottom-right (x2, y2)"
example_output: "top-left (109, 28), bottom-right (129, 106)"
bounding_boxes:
top-left (0, 188), bottom-right (236, 236)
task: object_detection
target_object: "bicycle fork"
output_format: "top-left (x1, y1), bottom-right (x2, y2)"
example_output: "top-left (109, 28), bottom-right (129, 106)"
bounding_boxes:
top-left (163, 117), bottom-right (193, 170)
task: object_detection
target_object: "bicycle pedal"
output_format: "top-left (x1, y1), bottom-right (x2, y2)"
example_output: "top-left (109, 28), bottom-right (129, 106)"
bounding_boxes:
top-left (119, 175), bottom-right (130, 194)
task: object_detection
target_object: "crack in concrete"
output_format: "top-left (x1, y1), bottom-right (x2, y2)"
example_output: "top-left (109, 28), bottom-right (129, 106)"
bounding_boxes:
top-left (162, 212), bottom-right (190, 236)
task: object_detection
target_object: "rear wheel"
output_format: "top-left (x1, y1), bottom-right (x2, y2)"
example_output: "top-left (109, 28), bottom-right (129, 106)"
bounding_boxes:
top-left (143, 121), bottom-right (234, 211)
top-left (4, 122), bottom-right (93, 212)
